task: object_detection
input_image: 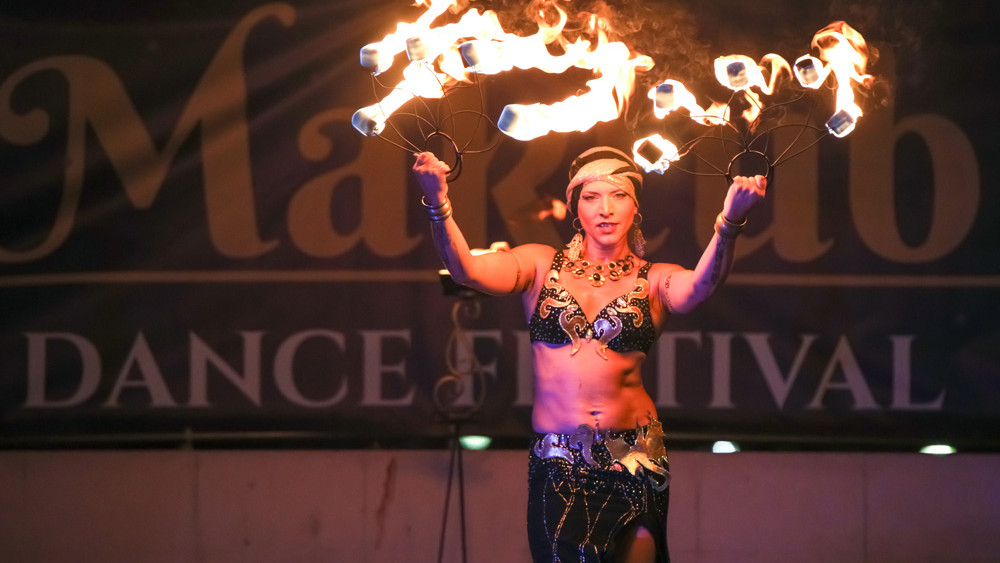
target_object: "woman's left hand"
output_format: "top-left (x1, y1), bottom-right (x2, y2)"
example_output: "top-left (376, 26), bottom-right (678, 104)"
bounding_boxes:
top-left (722, 175), bottom-right (767, 222)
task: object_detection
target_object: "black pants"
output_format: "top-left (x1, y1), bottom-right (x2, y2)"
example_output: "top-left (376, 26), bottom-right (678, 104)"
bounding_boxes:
top-left (527, 430), bottom-right (670, 562)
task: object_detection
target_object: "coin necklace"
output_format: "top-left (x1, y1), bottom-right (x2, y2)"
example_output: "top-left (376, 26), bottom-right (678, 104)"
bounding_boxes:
top-left (563, 254), bottom-right (636, 287)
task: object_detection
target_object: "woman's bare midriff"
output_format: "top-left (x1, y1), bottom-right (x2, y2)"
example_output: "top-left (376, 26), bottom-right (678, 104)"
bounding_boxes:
top-left (530, 341), bottom-right (657, 434)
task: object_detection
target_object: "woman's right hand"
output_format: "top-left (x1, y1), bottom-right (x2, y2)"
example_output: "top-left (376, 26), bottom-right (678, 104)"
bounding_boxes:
top-left (412, 151), bottom-right (450, 206)
top-left (722, 174), bottom-right (767, 222)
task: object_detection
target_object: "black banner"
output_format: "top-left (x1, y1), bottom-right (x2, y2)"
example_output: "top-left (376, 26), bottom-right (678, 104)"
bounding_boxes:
top-left (1, 0), bottom-right (998, 449)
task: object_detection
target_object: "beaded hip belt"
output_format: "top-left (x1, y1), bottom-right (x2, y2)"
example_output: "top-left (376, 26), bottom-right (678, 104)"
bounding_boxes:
top-left (532, 418), bottom-right (671, 491)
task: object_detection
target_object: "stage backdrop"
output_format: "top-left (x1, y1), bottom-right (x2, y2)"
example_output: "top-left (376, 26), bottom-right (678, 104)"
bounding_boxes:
top-left (1, 0), bottom-right (997, 449)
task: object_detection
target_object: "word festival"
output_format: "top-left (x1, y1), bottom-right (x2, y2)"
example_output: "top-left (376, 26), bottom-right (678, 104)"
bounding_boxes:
top-left (20, 328), bottom-right (942, 413)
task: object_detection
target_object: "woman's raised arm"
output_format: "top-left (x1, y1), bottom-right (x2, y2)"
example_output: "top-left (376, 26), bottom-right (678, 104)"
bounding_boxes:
top-left (662, 175), bottom-right (766, 313)
top-left (412, 151), bottom-right (533, 295)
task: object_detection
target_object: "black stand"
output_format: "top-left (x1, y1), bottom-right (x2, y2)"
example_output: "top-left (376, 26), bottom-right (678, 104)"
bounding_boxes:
top-left (436, 414), bottom-right (469, 563)
top-left (434, 275), bottom-right (486, 563)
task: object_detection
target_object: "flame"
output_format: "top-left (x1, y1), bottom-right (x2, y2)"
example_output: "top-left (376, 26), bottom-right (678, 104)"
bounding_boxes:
top-left (359, 0), bottom-right (459, 75)
top-left (632, 133), bottom-right (679, 174)
top-left (354, 0), bottom-right (501, 136)
top-left (498, 40), bottom-right (654, 140)
top-left (813, 21), bottom-right (873, 136)
top-left (648, 79), bottom-right (729, 128)
top-left (535, 198), bottom-right (568, 221)
top-left (354, 0), bottom-right (653, 140)
top-left (353, 3), bottom-right (876, 169)
top-left (353, 61), bottom-right (448, 136)
top-left (634, 20), bottom-right (874, 171)
top-left (458, 4), bottom-right (572, 75)
top-left (489, 5), bottom-right (654, 140)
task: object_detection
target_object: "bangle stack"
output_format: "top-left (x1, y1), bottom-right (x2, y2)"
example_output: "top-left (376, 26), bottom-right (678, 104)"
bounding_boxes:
top-left (422, 196), bottom-right (453, 222)
top-left (714, 212), bottom-right (747, 239)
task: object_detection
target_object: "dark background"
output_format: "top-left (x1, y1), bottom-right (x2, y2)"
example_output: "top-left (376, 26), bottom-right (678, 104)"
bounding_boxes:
top-left (1, 0), bottom-right (997, 450)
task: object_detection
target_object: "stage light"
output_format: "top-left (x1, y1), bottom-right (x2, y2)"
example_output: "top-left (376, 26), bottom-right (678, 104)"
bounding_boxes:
top-left (711, 440), bottom-right (740, 453)
top-left (459, 435), bottom-right (492, 450)
top-left (920, 444), bottom-right (956, 455)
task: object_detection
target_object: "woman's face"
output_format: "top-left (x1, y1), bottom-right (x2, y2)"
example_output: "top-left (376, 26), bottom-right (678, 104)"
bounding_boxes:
top-left (576, 180), bottom-right (637, 250)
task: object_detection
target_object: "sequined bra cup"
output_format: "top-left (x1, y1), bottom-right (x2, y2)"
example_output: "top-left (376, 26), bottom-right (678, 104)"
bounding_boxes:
top-left (529, 251), bottom-right (655, 358)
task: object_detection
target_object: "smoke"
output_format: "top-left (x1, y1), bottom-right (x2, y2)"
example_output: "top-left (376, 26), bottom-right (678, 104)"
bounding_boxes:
top-left (825, 0), bottom-right (947, 109)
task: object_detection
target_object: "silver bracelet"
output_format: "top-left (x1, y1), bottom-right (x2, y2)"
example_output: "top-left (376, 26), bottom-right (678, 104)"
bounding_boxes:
top-left (714, 212), bottom-right (747, 239)
top-left (422, 196), bottom-right (453, 222)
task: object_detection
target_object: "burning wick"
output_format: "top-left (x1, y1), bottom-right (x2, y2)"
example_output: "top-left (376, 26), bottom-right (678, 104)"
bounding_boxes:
top-left (352, 2), bottom-right (877, 184)
top-left (825, 109), bottom-right (856, 137)
top-left (632, 134), bottom-right (680, 175)
top-left (352, 0), bottom-right (651, 144)
top-left (794, 55), bottom-right (824, 88)
top-left (632, 20), bottom-right (875, 175)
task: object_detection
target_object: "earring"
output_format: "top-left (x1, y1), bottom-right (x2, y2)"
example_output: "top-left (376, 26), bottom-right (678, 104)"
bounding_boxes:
top-left (568, 217), bottom-right (584, 261)
top-left (633, 212), bottom-right (643, 226)
top-left (628, 225), bottom-right (646, 258)
top-left (566, 232), bottom-right (584, 261)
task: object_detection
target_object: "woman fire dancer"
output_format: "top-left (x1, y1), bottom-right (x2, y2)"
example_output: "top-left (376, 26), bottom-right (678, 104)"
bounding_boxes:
top-left (412, 146), bottom-right (766, 563)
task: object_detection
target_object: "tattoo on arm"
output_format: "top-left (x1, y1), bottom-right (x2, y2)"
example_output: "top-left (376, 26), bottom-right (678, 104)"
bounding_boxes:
top-left (709, 239), bottom-right (727, 284)
top-left (663, 272), bottom-right (674, 313)
top-left (431, 224), bottom-right (455, 272)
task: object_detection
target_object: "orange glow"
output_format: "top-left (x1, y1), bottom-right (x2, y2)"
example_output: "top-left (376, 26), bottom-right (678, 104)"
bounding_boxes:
top-left (354, 1), bottom-right (500, 136)
top-left (353, 3), bottom-right (876, 168)
top-left (498, 41), bottom-right (653, 140)
top-left (635, 21), bottom-right (875, 170)
top-left (354, 0), bottom-right (652, 140)
top-left (536, 199), bottom-right (568, 221)
top-left (632, 134), bottom-right (680, 174)
top-left (813, 21), bottom-right (873, 136)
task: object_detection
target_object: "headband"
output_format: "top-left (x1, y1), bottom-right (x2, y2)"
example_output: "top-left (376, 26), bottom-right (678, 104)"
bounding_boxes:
top-left (565, 146), bottom-right (643, 209)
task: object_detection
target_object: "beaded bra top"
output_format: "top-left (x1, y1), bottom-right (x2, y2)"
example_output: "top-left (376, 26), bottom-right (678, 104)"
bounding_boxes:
top-left (528, 250), bottom-right (655, 359)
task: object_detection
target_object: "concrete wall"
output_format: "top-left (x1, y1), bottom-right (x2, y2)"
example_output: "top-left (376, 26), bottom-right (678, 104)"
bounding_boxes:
top-left (1, 450), bottom-right (998, 562)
